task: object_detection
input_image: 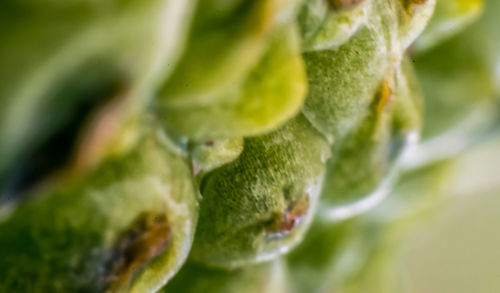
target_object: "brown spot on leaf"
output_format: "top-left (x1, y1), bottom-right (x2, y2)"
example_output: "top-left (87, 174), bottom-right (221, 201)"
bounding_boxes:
top-left (103, 212), bottom-right (172, 291)
top-left (401, 0), bottom-right (428, 15)
top-left (329, 0), bottom-right (365, 10)
top-left (266, 196), bottom-right (310, 235)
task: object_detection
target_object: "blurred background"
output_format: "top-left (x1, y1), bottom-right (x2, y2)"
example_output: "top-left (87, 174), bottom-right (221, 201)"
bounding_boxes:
top-left (318, 0), bottom-right (500, 290)
top-left (338, 137), bottom-right (500, 293)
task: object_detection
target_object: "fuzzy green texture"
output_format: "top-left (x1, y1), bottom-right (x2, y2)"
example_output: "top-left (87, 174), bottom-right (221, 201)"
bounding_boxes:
top-left (298, 0), bottom-right (369, 51)
top-left (191, 114), bottom-right (330, 268)
top-left (302, 26), bottom-right (387, 142)
top-left (0, 125), bottom-right (198, 292)
top-left (320, 58), bottom-right (422, 207)
top-left (298, 0), bottom-right (431, 211)
top-left (301, 0), bottom-right (433, 143)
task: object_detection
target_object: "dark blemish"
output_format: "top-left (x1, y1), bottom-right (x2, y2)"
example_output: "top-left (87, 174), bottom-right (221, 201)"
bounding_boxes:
top-left (204, 140), bottom-right (215, 147)
top-left (266, 195), bottom-right (310, 235)
top-left (101, 212), bottom-right (172, 291)
top-left (402, 0), bottom-right (427, 14)
top-left (330, 0), bottom-right (364, 10)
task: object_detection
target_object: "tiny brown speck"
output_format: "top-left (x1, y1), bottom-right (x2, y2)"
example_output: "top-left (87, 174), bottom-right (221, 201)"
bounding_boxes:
top-left (330, 0), bottom-right (364, 10)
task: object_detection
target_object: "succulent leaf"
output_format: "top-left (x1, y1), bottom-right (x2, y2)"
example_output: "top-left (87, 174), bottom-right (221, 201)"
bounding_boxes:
top-left (158, 26), bottom-right (307, 141)
top-left (190, 114), bottom-right (330, 269)
top-left (0, 124), bottom-right (199, 292)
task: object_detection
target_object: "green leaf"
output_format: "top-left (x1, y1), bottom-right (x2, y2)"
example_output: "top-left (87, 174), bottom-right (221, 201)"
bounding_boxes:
top-left (0, 124), bottom-right (199, 293)
top-left (301, 0), bottom-right (433, 142)
top-left (158, 26), bottom-right (307, 141)
top-left (157, 0), bottom-right (300, 108)
top-left (319, 58), bottom-right (422, 217)
top-left (190, 137), bottom-right (244, 176)
top-left (298, 0), bottom-right (369, 51)
top-left (190, 114), bottom-right (330, 269)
